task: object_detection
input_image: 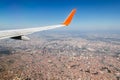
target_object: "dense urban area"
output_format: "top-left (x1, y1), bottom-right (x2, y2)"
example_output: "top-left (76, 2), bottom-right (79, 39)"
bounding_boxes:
top-left (0, 31), bottom-right (120, 80)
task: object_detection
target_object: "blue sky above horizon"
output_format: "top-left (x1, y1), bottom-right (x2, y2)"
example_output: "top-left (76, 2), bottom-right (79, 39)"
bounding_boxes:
top-left (0, 0), bottom-right (120, 31)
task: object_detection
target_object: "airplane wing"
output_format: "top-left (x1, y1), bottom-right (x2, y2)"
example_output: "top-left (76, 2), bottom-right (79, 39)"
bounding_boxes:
top-left (0, 9), bottom-right (76, 40)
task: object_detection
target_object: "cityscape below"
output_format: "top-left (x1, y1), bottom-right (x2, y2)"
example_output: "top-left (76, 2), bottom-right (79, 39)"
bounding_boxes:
top-left (0, 31), bottom-right (120, 80)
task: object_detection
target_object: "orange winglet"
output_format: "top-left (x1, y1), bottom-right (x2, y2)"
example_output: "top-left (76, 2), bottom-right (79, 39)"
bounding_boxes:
top-left (63, 9), bottom-right (76, 26)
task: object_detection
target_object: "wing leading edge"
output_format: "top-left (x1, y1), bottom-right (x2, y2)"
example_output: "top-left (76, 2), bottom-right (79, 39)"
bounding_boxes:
top-left (0, 9), bottom-right (76, 40)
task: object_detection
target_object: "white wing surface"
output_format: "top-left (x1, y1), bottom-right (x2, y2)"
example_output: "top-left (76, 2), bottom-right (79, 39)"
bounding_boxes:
top-left (0, 9), bottom-right (76, 40)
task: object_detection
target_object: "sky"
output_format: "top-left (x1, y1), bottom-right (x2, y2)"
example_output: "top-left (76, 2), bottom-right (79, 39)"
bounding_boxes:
top-left (0, 0), bottom-right (120, 32)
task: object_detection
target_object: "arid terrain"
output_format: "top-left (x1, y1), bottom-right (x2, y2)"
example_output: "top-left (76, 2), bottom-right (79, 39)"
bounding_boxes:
top-left (0, 31), bottom-right (120, 80)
